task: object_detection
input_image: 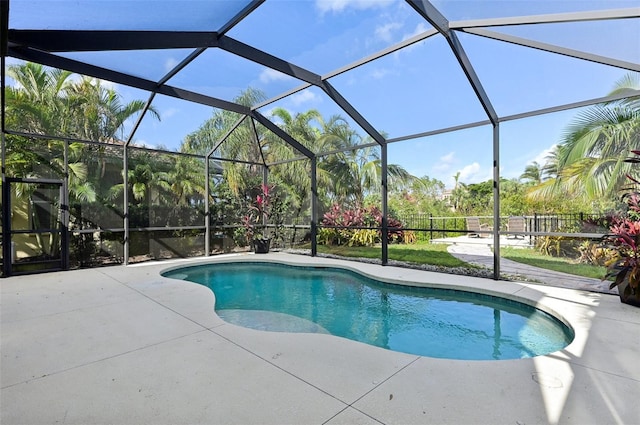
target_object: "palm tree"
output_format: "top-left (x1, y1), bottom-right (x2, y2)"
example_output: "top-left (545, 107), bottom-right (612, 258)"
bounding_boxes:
top-left (322, 143), bottom-right (414, 206)
top-left (5, 63), bottom-right (162, 258)
top-left (264, 108), bottom-right (323, 227)
top-left (184, 88), bottom-right (268, 196)
top-left (520, 161), bottom-right (542, 185)
top-left (5, 62), bottom-right (73, 135)
top-left (5, 63), bottom-right (160, 204)
top-left (527, 72), bottom-right (640, 206)
top-left (541, 146), bottom-right (560, 180)
top-left (166, 156), bottom-right (206, 207)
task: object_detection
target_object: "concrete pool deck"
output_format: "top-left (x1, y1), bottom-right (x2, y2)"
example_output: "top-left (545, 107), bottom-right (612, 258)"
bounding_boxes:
top-left (2, 253), bottom-right (639, 424)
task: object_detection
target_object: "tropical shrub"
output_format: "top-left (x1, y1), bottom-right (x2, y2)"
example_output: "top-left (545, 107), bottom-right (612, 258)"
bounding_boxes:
top-left (320, 203), bottom-right (406, 246)
top-left (603, 198), bottom-right (640, 304)
top-left (241, 183), bottom-right (288, 246)
top-left (602, 150), bottom-right (640, 305)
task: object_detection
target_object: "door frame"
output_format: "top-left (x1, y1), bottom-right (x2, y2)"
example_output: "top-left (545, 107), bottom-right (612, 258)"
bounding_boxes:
top-left (2, 177), bottom-right (69, 276)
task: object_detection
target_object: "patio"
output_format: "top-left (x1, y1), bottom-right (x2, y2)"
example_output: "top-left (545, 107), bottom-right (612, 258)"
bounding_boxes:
top-left (2, 253), bottom-right (639, 424)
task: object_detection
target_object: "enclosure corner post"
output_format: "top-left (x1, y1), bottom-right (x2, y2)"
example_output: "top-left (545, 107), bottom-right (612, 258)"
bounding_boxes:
top-left (123, 145), bottom-right (129, 265)
top-left (62, 141), bottom-right (70, 270)
top-left (1, 132), bottom-right (10, 277)
top-left (381, 143), bottom-right (388, 266)
top-left (492, 123), bottom-right (500, 280)
top-left (311, 157), bottom-right (317, 257)
top-left (262, 165), bottom-right (269, 228)
top-left (1, 53), bottom-right (8, 276)
top-left (204, 157), bottom-right (210, 257)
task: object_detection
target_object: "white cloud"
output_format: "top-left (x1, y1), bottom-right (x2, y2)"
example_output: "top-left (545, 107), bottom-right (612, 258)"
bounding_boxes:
top-left (441, 151), bottom-right (455, 163)
top-left (369, 68), bottom-right (391, 80)
top-left (259, 68), bottom-right (294, 84)
top-left (433, 163), bottom-right (451, 173)
top-left (393, 22), bottom-right (432, 57)
top-left (315, 0), bottom-right (394, 14)
top-left (433, 151), bottom-right (456, 172)
top-left (289, 90), bottom-right (319, 106)
top-left (458, 162), bottom-right (482, 182)
top-left (375, 21), bottom-right (403, 43)
top-left (265, 107), bottom-right (287, 125)
top-left (161, 107), bottom-right (179, 120)
top-left (533, 144), bottom-right (557, 166)
top-left (69, 75), bottom-right (119, 91)
top-left (132, 140), bottom-right (153, 148)
top-left (403, 22), bottom-right (430, 41)
top-left (164, 57), bottom-right (179, 73)
top-left (96, 78), bottom-right (118, 91)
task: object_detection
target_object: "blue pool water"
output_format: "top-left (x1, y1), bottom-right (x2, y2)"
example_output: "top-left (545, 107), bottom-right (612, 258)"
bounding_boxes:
top-left (162, 262), bottom-right (574, 360)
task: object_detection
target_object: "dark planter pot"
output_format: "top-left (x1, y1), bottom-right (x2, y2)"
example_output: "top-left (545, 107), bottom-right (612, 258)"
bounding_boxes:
top-left (618, 280), bottom-right (640, 307)
top-left (253, 238), bottom-right (271, 254)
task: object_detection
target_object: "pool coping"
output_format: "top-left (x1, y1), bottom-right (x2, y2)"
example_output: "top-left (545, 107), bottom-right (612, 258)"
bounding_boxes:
top-left (2, 252), bottom-right (639, 424)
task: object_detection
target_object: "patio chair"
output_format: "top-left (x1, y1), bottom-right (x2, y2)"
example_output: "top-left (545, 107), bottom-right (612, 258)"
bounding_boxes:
top-left (466, 217), bottom-right (491, 238)
top-left (507, 216), bottom-right (526, 239)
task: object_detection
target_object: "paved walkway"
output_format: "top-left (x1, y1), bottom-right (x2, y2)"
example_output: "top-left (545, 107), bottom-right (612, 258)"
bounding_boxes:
top-left (446, 240), bottom-right (616, 295)
top-left (2, 254), bottom-right (639, 424)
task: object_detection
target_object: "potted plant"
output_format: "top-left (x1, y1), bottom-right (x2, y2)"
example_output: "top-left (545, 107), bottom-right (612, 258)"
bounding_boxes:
top-left (603, 202), bottom-right (640, 306)
top-left (242, 183), bottom-right (273, 253)
top-left (603, 150), bottom-right (640, 307)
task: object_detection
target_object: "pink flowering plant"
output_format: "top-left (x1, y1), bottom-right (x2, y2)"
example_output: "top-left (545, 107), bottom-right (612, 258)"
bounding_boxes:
top-left (603, 151), bottom-right (640, 305)
top-left (242, 183), bottom-right (272, 242)
top-left (319, 203), bottom-right (407, 246)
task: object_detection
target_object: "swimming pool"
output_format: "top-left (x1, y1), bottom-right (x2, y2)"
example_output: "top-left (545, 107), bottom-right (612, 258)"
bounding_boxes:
top-left (162, 261), bottom-right (574, 360)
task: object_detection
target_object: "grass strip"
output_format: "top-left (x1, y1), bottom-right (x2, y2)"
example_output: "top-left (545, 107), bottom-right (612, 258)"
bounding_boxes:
top-left (500, 246), bottom-right (607, 280)
top-left (316, 243), bottom-right (470, 268)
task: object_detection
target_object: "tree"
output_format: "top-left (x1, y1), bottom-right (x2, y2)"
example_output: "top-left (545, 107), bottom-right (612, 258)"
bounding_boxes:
top-left (527, 72), bottom-right (640, 208)
top-left (322, 143), bottom-right (414, 207)
top-left (388, 175), bottom-right (448, 216)
top-left (5, 63), bottom-right (160, 204)
top-left (520, 161), bottom-right (542, 185)
top-left (183, 88), bottom-right (267, 196)
top-left (541, 146), bottom-right (560, 180)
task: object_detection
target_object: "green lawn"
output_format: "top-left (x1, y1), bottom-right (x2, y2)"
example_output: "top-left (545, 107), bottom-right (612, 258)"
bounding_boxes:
top-left (500, 246), bottom-right (608, 280)
top-left (315, 243), bottom-right (607, 280)
top-left (316, 243), bottom-right (470, 268)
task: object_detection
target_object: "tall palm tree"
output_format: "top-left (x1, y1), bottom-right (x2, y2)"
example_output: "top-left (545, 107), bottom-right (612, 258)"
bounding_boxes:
top-left (65, 77), bottom-right (156, 143)
top-left (184, 88), bottom-right (267, 196)
top-left (527, 72), bottom-right (640, 205)
top-left (322, 143), bottom-right (414, 206)
top-left (166, 156), bottom-right (206, 206)
top-left (541, 145), bottom-right (560, 180)
top-left (264, 107), bottom-right (323, 224)
top-left (5, 62), bottom-right (73, 135)
top-left (5, 63), bottom-right (160, 203)
top-left (520, 161), bottom-right (542, 185)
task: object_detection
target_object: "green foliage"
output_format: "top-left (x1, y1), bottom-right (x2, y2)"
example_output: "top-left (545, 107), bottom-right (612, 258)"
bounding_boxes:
top-left (576, 240), bottom-right (610, 266)
top-left (349, 229), bottom-right (378, 247)
top-left (535, 236), bottom-right (581, 258)
top-left (602, 151), bottom-right (640, 305)
top-left (388, 175), bottom-right (449, 217)
top-left (526, 72), bottom-right (640, 207)
top-left (320, 203), bottom-right (407, 246)
top-left (500, 179), bottom-right (528, 216)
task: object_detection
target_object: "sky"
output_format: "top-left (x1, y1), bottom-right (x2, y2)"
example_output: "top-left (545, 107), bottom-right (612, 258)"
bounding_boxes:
top-left (6, 0), bottom-right (640, 188)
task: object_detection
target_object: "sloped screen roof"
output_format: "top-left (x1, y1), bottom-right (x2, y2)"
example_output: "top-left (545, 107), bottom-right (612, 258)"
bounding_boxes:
top-left (2, 0), bottom-right (639, 158)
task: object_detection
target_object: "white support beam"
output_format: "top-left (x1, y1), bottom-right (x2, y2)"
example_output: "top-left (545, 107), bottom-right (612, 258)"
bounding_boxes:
top-left (451, 7), bottom-right (640, 29)
top-left (464, 28), bottom-right (640, 72)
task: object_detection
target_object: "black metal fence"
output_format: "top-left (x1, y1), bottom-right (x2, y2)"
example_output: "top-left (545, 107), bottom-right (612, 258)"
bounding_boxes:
top-left (395, 212), bottom-right (609, 241)
top-left (29, 208), bottom-right (611, 272)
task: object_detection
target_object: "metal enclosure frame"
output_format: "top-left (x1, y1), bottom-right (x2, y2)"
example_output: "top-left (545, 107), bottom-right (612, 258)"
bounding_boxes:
top-left (1, 0), bottom-right (639, 277)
